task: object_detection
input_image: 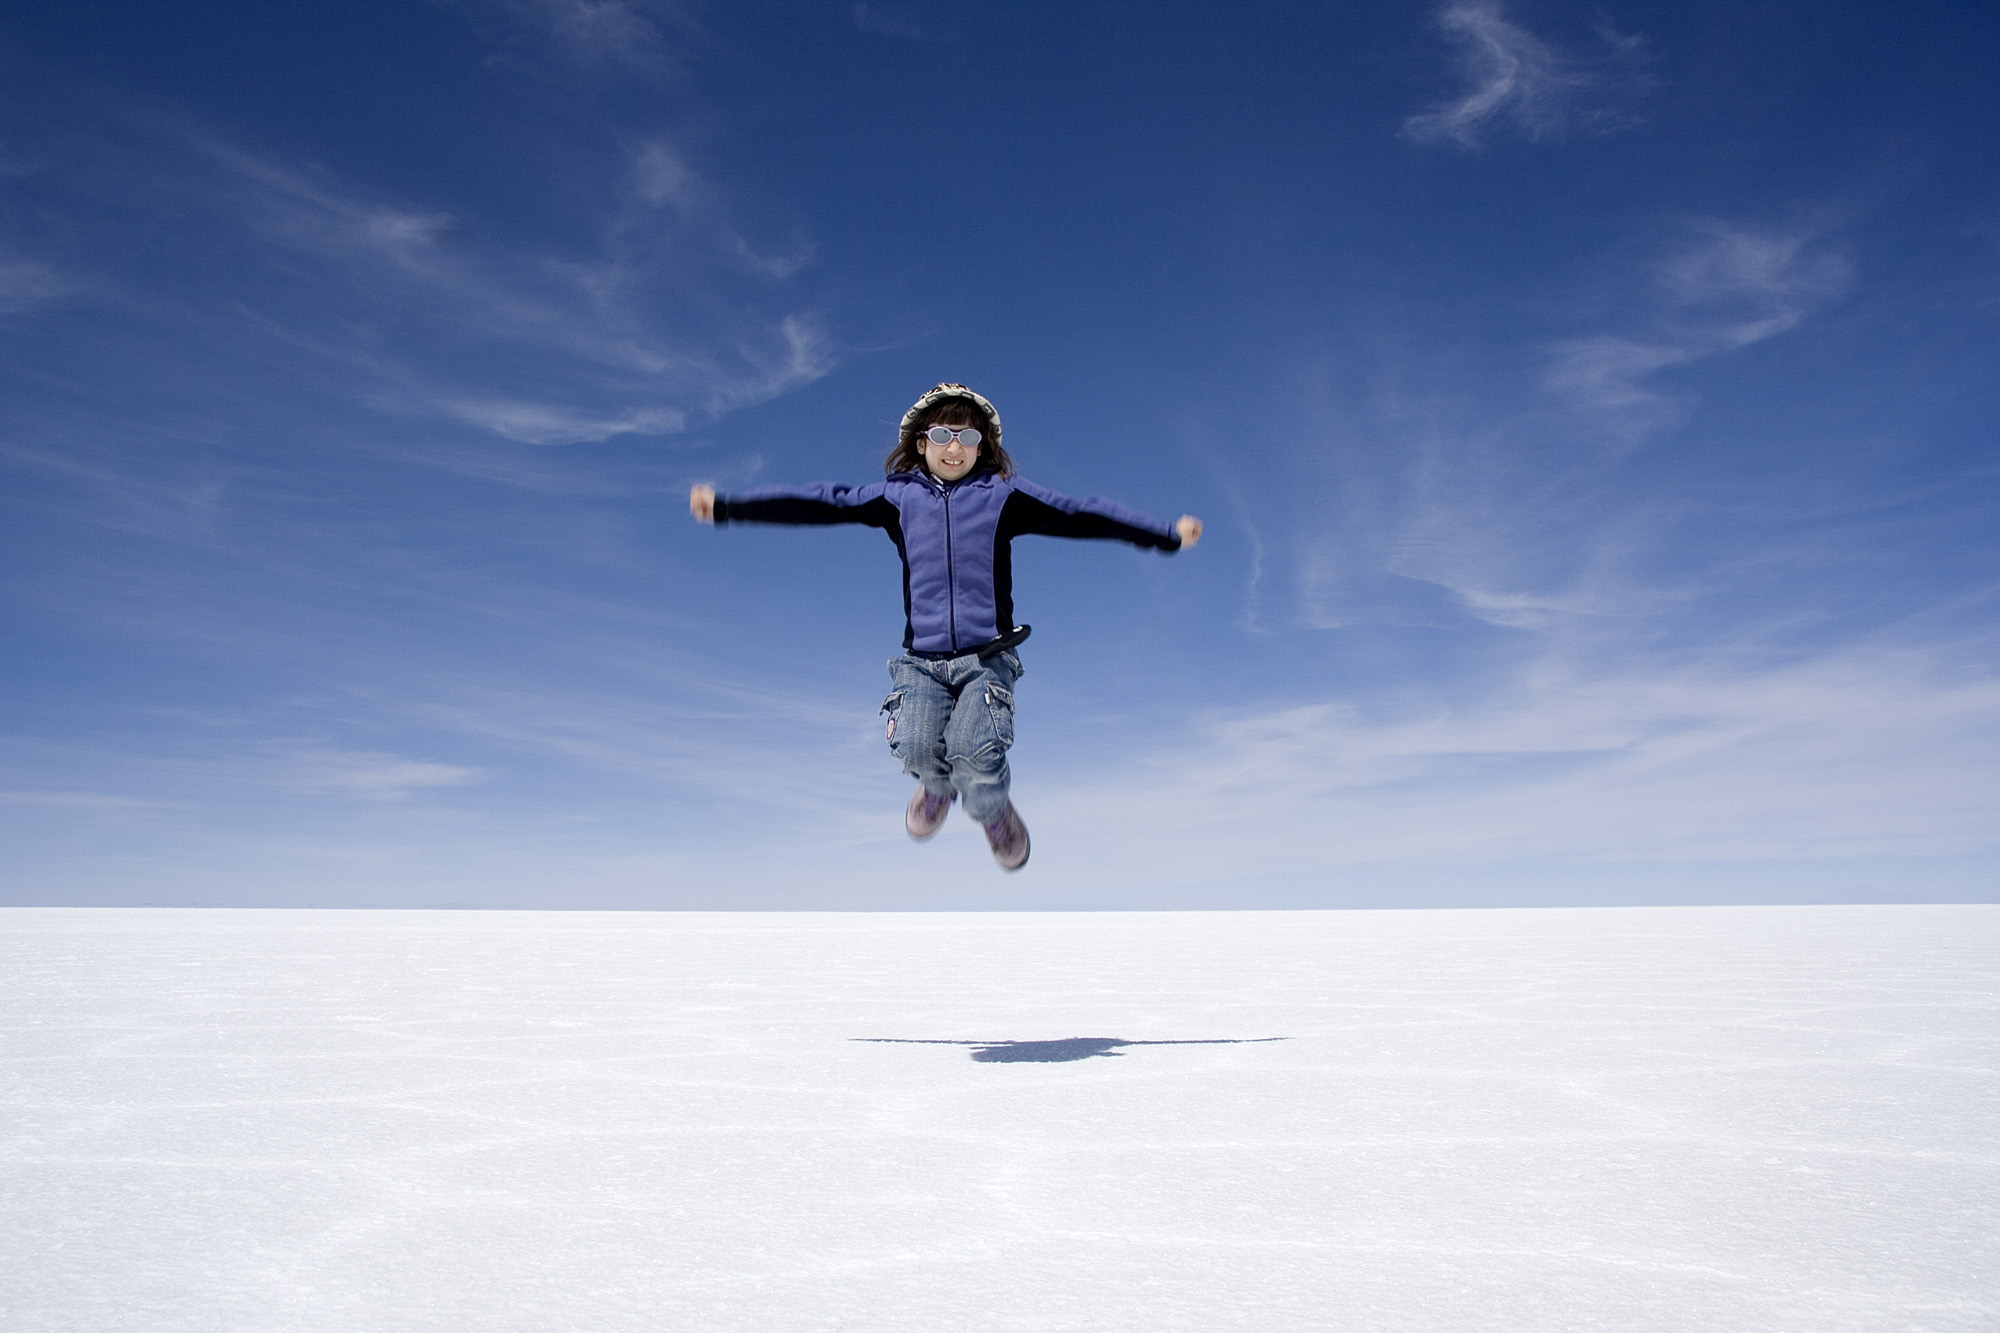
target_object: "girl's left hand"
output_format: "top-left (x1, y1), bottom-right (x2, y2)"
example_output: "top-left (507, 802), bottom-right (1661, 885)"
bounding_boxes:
top-left (1176, 515), bottom-right (1203, 549)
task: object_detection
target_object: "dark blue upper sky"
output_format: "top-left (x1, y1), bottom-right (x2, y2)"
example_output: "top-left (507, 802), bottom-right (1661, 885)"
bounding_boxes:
top-left (3, 0), bottom-right (1996, 907)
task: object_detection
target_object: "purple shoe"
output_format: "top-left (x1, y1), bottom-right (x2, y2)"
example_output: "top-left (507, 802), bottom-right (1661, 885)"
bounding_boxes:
top-left (982, 801), bottom-right (1031, 871)
top-left (905, 786), bottom-right (954, 841)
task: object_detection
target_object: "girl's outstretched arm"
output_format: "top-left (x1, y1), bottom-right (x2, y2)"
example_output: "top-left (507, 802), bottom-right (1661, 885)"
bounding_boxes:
top-left (995, 478), bottom-right (1196, 552)
top-left (691, 479), bottom-right (898, 529)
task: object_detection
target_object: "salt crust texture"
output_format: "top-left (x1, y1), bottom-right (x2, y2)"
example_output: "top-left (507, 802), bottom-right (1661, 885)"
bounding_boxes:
top-left (2, 906), bottom-right (1995, 1332)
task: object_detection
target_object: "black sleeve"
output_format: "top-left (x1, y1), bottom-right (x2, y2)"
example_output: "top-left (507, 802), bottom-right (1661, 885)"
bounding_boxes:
top-left (713, 481), bottom-right (897, 530)
top-left (998, 479), bottom-right (1182, 551)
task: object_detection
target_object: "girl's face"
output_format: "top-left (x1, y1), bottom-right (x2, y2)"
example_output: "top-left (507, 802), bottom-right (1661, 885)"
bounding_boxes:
top-left (922, 424), bottom-right (982, 482)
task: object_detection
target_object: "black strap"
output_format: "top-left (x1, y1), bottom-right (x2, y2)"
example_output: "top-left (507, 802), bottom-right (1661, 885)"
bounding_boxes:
top-left (908, 625), bottom-right (1032, 662)
top-left (976, 624), bottom-right (1032, 659)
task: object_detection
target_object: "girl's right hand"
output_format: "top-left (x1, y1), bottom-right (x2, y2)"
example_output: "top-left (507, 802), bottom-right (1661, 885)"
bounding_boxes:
top-left (689, 484), bottom-right (716, 524)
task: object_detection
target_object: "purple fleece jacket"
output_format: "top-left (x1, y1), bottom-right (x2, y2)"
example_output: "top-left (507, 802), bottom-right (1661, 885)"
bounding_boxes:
top-left (713, 466), bottom-right (1181, 654)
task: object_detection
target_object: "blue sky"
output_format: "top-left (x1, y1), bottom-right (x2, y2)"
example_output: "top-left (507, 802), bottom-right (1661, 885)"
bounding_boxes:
top-left (2, 0), bottom-right (1996, 908)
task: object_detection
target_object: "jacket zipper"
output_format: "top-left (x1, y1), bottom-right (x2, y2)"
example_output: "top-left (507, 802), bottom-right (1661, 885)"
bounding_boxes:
top-left (939, 478), bottom-right (958, 650)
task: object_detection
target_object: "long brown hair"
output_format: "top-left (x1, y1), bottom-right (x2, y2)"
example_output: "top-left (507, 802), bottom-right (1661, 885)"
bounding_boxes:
top-left (884, 397), bottom-right (1017, 478)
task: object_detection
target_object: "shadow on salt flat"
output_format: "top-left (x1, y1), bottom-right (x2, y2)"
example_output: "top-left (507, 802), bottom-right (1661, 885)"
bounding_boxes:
top-left (855, 1037), bottom-right (1289, 1063)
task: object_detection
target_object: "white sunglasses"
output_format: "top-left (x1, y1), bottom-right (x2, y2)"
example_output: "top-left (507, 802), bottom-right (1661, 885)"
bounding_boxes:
top-left (923, 425), bottom-right (983, 448)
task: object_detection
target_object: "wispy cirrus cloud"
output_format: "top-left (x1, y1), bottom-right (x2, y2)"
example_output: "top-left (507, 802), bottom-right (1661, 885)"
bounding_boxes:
top-left (1042, 641), bottom-right (2000, 888)
top-left (851, 2), bottom-right (965, 42)
top-left (1349, 220), bottom-right (1854, 635)
top-left (1538, 336), bottom-right (1694, 438)
top-left (181, 136), bottom-right (831, 446)
top-left (631, 142), bottom-right (814, 279)
top-left (440, 400), bottom-right (690, 446)
top-left (1267, 213), bottom-right (1859, 650)
top-left (1650, 222), bottom-right (1854, 345)
top-left (0, 254), bottom-right (71, 313)
top-left (0, 789), bottom-right (168, 812)
top-left (452, 0), bottom-right (698, 70)
top-left (287, 750), bottom-right (485, 800)
top-left (1543, 220), bottom-right (1852, 442)
top-left (1403, 0), bottom-right (1647, 150)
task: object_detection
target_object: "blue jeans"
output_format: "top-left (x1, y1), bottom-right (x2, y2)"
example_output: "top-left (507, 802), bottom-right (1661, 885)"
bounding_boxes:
top-left (881, 650), bottom-right (1022, 823)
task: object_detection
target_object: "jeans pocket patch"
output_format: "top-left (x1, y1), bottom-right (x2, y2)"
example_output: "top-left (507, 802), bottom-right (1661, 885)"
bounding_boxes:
top-left (983, 684), bottom-right (1015, 750)
top-left (881, 691), bottom-right (902, 745)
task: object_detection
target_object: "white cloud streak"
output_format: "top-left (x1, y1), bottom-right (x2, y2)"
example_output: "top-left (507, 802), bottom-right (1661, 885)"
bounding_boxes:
top-left (440, 400), bottom-right (689, 445)
top-left (850, 2), bottom-right (963, 42)
top-left (194, 139), bottom-right (831, 445)
top-left (631, 142), bottom-right (814, 279)
top-left (0, 255), bottom-right (71, 313)
top-left (1158, 206), bottom-right (1984, 894)
top-left (457, 0), bottom-right (696, 69)
top-left (1403, 0), bottom-right (1645, 150)
top-left (286, 750), bottom-right (485, 799)
top-left (1042, 644), bottom-right (2000, 885)
top-left (1651, 223), bottom-right (1854, 345)
top-left (1542, 221), bottom-right (1852, 443)
top-left (0, 789), bottom-right (168, 812)
top-left (1339, 220), bottom-right (1855, 637)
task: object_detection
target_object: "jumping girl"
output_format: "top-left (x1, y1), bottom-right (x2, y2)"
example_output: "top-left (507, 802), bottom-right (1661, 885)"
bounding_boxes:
top-left (689, 383), bottom-right (1201, 871)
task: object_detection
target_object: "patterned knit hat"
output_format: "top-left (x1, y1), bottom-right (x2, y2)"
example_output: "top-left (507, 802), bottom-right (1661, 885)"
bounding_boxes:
top-left (898, 383), bottom-right (1002, 452)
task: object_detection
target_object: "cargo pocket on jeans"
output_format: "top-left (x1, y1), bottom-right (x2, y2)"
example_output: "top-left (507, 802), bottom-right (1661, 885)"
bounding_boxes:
top-left (881, 691), bottom-right (903, 749)
top-left (983, 684), bottom-right (1015, 751)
